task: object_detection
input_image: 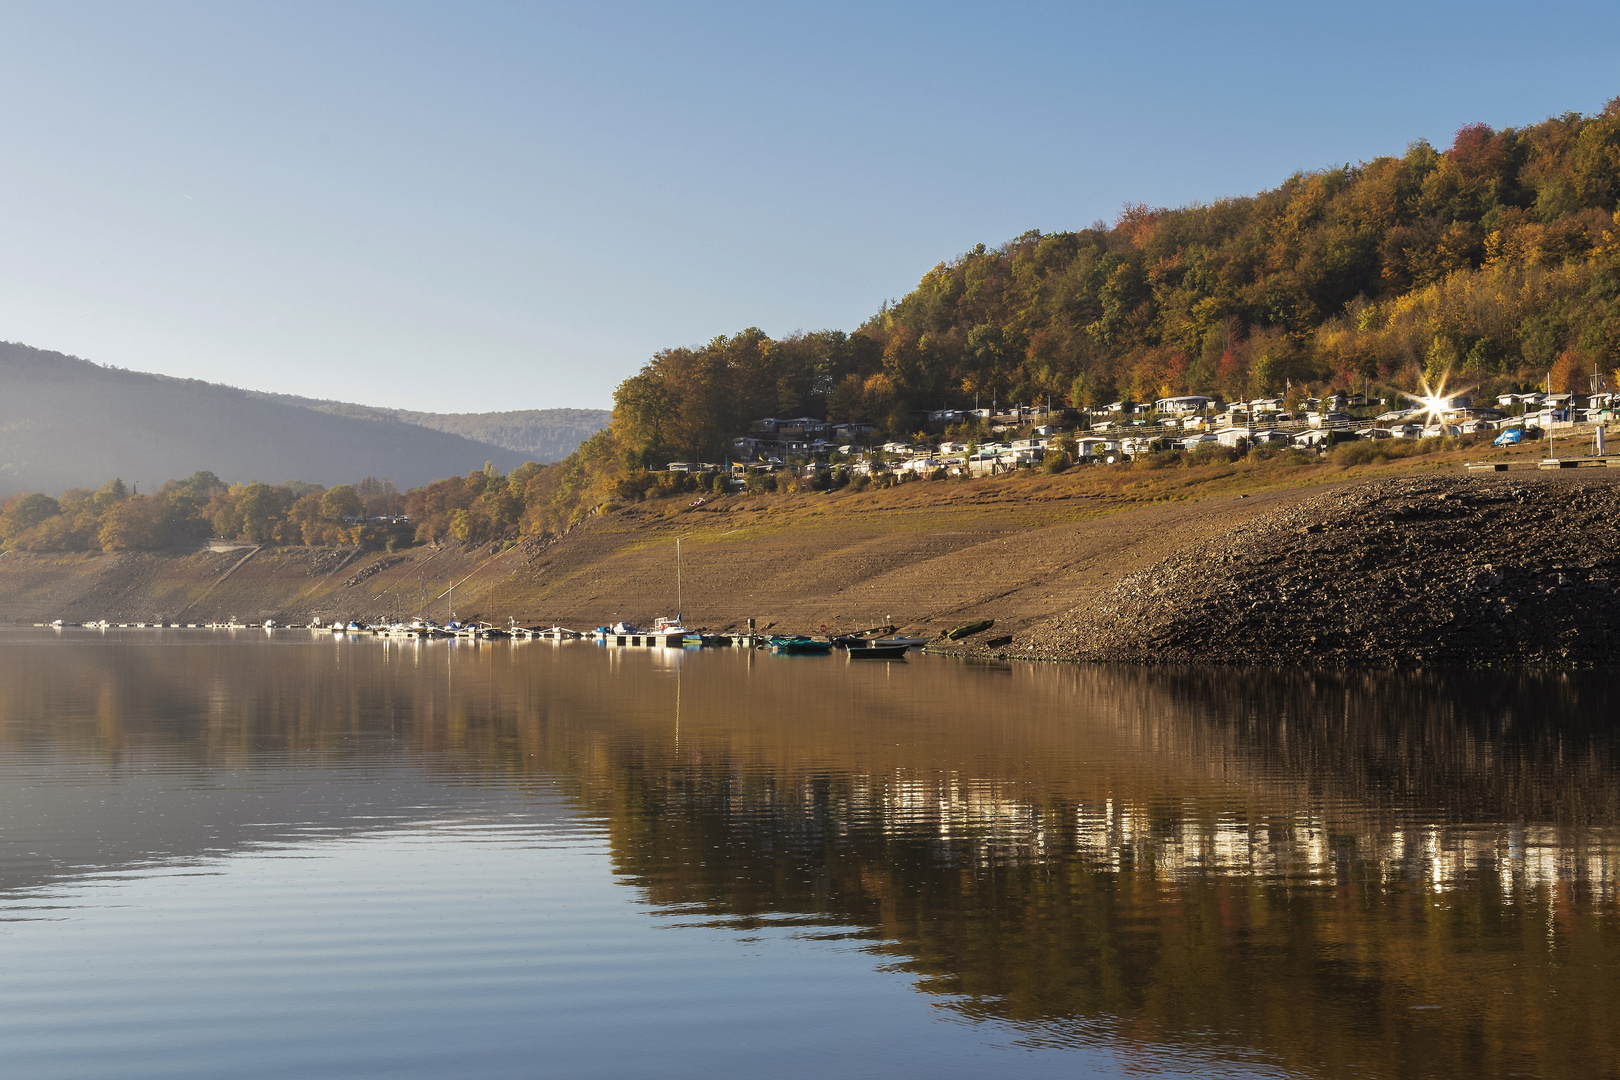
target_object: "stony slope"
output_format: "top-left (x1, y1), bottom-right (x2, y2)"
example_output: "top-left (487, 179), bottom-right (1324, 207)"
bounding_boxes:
top-left (1013, 473), bottom-right (1620, 666)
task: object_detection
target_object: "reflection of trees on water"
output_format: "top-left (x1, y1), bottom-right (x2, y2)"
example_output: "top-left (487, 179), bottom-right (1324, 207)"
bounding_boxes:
top-left (582, 757), bottom-right (1619, 1079)
top-left (2, 636), bottom-right (1618, 1079)
top-left (1132, 666), bottom-right (1620, 825)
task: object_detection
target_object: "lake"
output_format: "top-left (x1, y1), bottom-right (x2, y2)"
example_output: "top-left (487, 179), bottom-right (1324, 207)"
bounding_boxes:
top-left (0, 628), bottom-right (1616, 1078)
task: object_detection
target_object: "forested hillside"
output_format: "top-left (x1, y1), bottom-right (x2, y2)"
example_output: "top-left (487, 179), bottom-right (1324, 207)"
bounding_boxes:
top-left (356, 407), bottom-right (608, 463)
top-left (254, 394), bottom-right (610, 463)
top-left (611, 100), bottom-right (1620, 468)
top-left (0, 466), bottom-right (538, 553)
top-left (0, 343), bottom-right (527, 499)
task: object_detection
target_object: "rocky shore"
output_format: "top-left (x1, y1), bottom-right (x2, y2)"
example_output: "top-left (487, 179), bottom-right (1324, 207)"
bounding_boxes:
top-left (1004, 473), bottom-right (1620, 667)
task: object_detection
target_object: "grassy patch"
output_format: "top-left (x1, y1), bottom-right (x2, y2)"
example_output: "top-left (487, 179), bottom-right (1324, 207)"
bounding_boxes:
top-left (1330, 435), bottom-right (1460, 467)
top-left (599, 438), bottom-right (1522, 554)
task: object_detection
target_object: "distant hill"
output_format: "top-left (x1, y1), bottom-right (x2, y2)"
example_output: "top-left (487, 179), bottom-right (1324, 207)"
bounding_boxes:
top-left (0, 342), bottom-right (531, 498)
top-left (252, 394), bottom-right (611, 463)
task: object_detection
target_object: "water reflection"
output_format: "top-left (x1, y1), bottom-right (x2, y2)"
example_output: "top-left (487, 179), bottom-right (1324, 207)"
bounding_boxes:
top-left (0, 630), bottom-right (1616, 1079)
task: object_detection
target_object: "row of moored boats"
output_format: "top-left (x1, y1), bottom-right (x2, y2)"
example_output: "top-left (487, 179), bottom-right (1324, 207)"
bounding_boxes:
top-left (593, 618), bottom-right (925, 657)
top-left (36, 616), bottom-right (927, 656)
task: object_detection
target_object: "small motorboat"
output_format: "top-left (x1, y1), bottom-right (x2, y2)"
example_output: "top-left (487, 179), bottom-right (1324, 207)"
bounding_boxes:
top-left (847, 642), bottom-right (909, 660)
top-left (652, 617), bottom-right (691, 645)
top-left (769, 635), bottom-right (834, 655)
top-left (873, 636), bottom-right (929, 648)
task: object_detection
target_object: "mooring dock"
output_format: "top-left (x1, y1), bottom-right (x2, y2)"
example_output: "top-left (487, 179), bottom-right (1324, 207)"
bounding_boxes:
top-left (1466, 456), bottom-right (1620, 472)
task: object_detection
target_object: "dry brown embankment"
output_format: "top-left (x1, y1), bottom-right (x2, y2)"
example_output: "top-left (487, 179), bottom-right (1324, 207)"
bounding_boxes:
top-left (0, 460), bottom-right (1344, 631)
top-left (4, 449), bottom-right (1615, 667)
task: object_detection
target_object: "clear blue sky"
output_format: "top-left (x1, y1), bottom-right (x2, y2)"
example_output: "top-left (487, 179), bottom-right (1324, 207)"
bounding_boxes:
top-left (0, 1), bottom-right (1615, 412)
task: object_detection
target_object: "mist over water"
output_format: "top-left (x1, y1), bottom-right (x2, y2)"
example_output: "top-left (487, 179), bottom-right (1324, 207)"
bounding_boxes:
top-left (0, 630), bottom-right (1616, 1078)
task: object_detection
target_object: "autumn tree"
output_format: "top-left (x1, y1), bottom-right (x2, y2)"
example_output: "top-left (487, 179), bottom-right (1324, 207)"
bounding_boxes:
top-left (320, 485), bottom-right (364, 521)
top-left (0, 493), bottom-right (60, 546)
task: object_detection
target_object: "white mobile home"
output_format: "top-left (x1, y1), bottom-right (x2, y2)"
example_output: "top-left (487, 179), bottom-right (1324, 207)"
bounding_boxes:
top-left (1155, 395), bottom-right (1216, 414)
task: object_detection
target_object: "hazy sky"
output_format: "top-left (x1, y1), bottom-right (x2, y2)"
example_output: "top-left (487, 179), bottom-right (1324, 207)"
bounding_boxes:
top-left (0, 2), bottom-right (1615, 412)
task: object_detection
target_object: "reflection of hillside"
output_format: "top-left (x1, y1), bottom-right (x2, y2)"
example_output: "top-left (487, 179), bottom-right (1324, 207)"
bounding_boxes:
top-left (2, 634), bottom-right (1617, 1079)
top-left (522, 650), bottom-right (1620, 1080)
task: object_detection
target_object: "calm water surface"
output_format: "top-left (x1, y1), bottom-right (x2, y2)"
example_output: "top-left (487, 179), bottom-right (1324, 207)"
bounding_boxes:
top-left (0, 629), bottom-right (1617, 1078)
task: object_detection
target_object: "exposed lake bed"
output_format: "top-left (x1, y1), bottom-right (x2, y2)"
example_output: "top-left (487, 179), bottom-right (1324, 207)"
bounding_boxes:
top-left (1011, 471), bottom-right (1620, 667)
top-left (0, 628), bottom-right (1616, 1077)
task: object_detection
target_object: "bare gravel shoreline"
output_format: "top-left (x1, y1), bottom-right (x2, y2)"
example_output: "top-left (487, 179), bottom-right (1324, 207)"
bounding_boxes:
top-left (938, 472), bottom-right (1620, 668)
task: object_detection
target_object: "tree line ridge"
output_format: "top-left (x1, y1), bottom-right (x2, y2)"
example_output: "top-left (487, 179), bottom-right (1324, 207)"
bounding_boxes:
top-left (582, 99), bottom-right (1620, 521)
